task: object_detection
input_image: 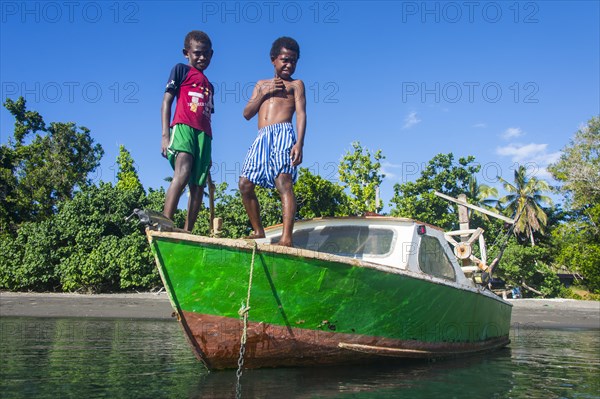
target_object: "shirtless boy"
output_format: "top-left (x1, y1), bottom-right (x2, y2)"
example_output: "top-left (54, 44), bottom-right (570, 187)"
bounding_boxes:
top-left (239, 37), bottom-right (306, 246)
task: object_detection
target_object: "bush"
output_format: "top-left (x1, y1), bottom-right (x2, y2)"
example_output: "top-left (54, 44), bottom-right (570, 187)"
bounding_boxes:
top-left (0, 220), bottom-right (60, 291)
top-left (1, 182), bottom-right (163, 293)
top-left (494, 241), bottom-right (565, 297)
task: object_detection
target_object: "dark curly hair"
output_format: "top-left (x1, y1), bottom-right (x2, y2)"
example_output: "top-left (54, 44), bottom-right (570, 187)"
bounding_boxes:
top-left (270, 37), bottom-right (300, 60)
top-left (184, 31), bottom-right (212, 50)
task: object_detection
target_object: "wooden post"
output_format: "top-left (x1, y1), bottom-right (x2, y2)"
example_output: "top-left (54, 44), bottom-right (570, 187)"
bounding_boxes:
top-left (213, 217), bottom-right (223, 238)
top-left (434, 191), bottom-right (514, 224)
top-left (457, 194), bottom-right (471, 267)
top-left (208, 173), bottom-right (215, 235)
top-left (457, 194), bottom-right (470, 242)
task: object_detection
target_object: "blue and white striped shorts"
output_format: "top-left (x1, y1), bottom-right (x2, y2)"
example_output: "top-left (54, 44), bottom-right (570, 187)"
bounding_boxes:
top-left (240, 122), bottom-right (297, 189)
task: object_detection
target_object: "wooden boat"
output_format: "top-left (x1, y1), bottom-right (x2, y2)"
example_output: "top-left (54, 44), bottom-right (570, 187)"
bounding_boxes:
top-left (146, 216), bottom-right (511, 370)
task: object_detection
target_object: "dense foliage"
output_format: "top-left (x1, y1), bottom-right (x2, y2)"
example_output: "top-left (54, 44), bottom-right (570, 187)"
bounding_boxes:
top-left (295, 168), bottom-right (350, 218)
top-left (0, 144), bottom-right (163, 292)
top-left (1, 100), bottom-right (598, 297)
top-left (490, 239), bottom-right (566, 298)
top-left (338, 142), bottom-right (385, 214)
top-left (1, 98), bottom-right (103, 233)
top-left (547, 117), bottom-right (600, 293)
top-left (497, 165), bottom-right (553, 246)
top-left (389, 153), bottom-right (482, 230)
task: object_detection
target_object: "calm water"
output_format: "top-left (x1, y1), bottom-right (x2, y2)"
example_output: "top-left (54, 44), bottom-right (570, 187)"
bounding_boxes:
top-left (1, 317), bottom-right (598, 399)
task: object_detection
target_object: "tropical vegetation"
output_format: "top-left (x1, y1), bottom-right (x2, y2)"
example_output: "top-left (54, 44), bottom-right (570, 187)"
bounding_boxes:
top-left (0, 98), bottom-right (598, 298)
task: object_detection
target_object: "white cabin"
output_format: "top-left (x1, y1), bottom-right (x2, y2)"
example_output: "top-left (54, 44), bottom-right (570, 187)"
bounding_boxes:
top-left (258, 217), bottom-right (475, 288)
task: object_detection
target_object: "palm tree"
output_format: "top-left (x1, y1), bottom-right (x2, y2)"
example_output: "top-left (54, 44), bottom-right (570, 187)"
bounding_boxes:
top-left (466, 175), bottom-right (500, 222)
top-left (497, 165), bottom-right (553, 246)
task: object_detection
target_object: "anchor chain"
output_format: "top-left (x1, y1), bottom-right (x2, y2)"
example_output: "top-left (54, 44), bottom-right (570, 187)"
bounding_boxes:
top-left (235, 241), bottom-right (257, 399)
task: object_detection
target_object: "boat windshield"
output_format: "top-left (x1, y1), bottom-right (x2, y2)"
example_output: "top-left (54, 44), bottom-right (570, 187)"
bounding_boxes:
top-left (418, 235), bottom-right (456, 281)
top-left (271, 226), bottom-right (394, 258)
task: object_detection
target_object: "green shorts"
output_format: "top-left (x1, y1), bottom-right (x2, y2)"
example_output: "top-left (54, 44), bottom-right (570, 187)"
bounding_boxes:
top-left (167, 124), bottom-right (212, 186)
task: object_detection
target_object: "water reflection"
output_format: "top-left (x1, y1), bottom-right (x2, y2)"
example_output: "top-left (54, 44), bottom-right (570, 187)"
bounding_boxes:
top-left (1, 317), bottom-right (206, 399)
top-left (198, 352), bottom-right (514, 399)
top-left (1, 317), bottom-right (598, 399)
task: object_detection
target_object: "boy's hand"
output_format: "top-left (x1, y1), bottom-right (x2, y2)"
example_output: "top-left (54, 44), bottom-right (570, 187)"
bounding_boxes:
top-left (290, 143), bottom-right (303, 166)
top-left (161, 135), bottom-right (169, 158)
top-left (270, 77), bottom-right (286, 96)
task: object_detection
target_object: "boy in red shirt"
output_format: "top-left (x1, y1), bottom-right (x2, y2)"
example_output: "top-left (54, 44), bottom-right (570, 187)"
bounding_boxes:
top-left (161, 31), bottom-right (214, 231)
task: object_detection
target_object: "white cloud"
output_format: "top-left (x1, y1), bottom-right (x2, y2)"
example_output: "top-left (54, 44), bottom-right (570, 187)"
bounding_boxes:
top-left (496, 142), bottom-right (562, 179)
top-left (532, 167), bottom-right (556, 181)
top-left (501, 127), bottom-right (524, 139)
top-left (496, 142), bottom-right (547, 161)
top-left (380, 161), bottom-right (401, 179)
top-left (380, 167), bottom-right (395, 179)
top-left (380, 161), bottom-right (429, 183)
top-left (402, 111), bottom-right (421, 129)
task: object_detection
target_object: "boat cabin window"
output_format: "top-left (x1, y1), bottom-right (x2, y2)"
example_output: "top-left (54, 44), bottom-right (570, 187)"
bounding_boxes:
top-left (418, 235), bottom-right (456, 281)
top-left (270, 226), bottom-right (394, 258)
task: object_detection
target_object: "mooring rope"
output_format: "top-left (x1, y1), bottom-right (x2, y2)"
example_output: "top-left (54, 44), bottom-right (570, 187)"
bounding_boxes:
top-left (235, 241), bottom-right (257, 399)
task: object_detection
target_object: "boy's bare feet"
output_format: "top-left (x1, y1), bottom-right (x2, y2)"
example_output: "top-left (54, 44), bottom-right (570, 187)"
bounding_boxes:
top-left (275, 240), bottom-right (293, 247)
top-left (243, 233), bottom-right (265, 239)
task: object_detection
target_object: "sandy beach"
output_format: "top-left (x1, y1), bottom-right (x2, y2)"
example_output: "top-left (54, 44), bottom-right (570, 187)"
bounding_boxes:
top-left (1, 292), bottom-right (598, 330)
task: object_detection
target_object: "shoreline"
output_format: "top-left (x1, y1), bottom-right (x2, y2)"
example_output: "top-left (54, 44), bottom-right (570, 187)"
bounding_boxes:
top-left (1, 292), bottom-right (599, 330)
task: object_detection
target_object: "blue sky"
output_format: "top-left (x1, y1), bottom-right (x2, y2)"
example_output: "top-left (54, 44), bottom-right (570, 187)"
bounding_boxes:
top-left (1, 1), bottom-right (599, 212)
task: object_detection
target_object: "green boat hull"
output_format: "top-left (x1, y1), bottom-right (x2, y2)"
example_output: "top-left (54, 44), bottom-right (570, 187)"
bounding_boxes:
top-left (148, 230), bottom-right (511, 370)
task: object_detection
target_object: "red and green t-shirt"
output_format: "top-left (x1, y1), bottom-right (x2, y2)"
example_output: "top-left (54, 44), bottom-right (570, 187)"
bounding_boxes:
top-left (165, 63), bottom-right (214, 137)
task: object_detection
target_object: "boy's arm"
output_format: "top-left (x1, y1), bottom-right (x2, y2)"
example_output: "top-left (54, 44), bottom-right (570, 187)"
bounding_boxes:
top-left (243, 79), bottom-right (285, 120)
top-left (243, 81), bottom-right (265, 120)
top-left (161, 91), bottom-right (175, 157)
top-left (290, 80), bottom-right (306, 166)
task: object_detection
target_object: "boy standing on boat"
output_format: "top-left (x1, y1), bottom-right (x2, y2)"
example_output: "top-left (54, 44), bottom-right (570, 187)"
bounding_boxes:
top-left (239, 37), bottom-right (307, 246)
top-left (161, 31), bottom-right (214, 232)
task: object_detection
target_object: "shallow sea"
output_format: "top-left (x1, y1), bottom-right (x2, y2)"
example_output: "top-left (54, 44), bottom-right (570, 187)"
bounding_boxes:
top-left (0, 317), bottom-right (598, 399)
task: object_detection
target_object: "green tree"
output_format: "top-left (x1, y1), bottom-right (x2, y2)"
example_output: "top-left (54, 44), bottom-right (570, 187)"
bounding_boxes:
top-left (116, 145), bottom-right (144, 195)
top-left (54, 182), bottom-right (159, 292)
top-left (548, 116), bottom-right (600, 211)
top-left (207, 182), bottom-right (248, 238)
top-left (0, 180), bottom-right (162, 292)
top-left (467, 175), bottom-right (500, 216)
top-left (548, 117), bottom-right (600, 293)
top-left (0, 144), bottom-right (18, 234)
top-left (389, 153), bottom-right (481, 230)
top-left (193, 170), bottom-right (351, 238)
top-left (145, 187), bottom-right (167, 213)
top-left (494, 240), bottom-right (565, 298)
top-left (295, 168), bottom-right (350, 218)
top-left (551, 221), bottom-right (600, 293)
top-left (1, 97), bottom-right (103, 233)
top-left (204, 183), bottom-right (284, 239)
top-left (497, 165), bottom-right (552, 246)
top-left (0, 138), bottom-right (176, 293)
top-left (0, 219), bottom-right (61, 291)
top-left (338, 142), bottom-right (385, 214)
